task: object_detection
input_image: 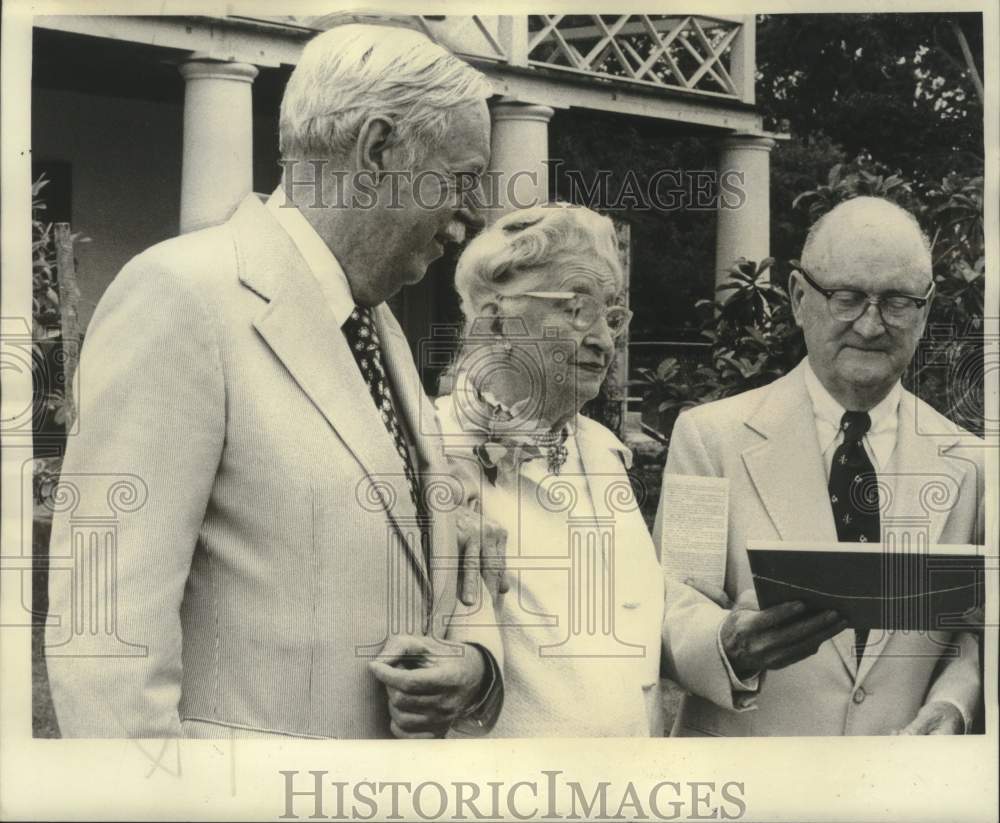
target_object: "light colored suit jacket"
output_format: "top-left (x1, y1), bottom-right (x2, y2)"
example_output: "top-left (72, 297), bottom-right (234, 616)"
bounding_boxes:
top-left (437, 397), bottom-right (665, 737)
top-left (654, 362), bottom-right (983, 736)
top-left (45, 195), bottom-right (502, 738)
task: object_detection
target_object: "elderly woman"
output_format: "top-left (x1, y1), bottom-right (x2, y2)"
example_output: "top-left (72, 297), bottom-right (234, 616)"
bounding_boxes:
top-left (437, 204), bottom-right (664, 737)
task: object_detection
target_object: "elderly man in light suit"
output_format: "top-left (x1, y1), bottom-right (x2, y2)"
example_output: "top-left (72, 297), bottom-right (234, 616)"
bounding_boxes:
top-left (46, 24), bottom-right (505, 739)
top-left (655, 197), bottom-right (983, 736)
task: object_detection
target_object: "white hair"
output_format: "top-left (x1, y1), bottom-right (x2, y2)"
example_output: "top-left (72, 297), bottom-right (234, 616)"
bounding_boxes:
top-left (801, 196), bottom-right (932, 275)
top-left (454, 203), bottom-right (624, 325)
top-left (279, 23), bottom-right (493, 165)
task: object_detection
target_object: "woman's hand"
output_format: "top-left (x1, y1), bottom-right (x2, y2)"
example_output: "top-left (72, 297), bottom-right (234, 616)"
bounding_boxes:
top-left (456, 505), bottom-right (509, 606)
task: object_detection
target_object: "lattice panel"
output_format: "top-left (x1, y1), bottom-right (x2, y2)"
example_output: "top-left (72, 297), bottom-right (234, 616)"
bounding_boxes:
top-left (526, 14), bottom-right (742, 98)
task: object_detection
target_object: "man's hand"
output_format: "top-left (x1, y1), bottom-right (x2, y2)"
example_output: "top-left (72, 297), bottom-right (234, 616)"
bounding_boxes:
top-left (369, 634), bottom-right (488, 739)
top-left (896, 701), bottom-right (965, 735)
top-left (456, 505), bottom-right (508, 606)
top-left (719, 592), bottom-right (848, 681)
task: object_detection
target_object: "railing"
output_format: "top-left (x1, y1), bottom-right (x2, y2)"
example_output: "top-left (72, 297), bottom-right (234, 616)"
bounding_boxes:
top-left (524, 15), bottom-right (751, 101)
top-left (276, 14), bottom-right (755, 105)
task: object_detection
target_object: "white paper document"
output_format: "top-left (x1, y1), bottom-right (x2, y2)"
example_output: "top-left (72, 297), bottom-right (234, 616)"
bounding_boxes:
top-left (659, 474), bottom-right (730, 589)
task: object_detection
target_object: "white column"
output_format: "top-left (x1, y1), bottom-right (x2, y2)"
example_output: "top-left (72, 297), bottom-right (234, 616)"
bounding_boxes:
top-left (178, 57), bottom-right (258, 234)
top-left (715, 133), bottom-right (775, 284)
top-left (486, 98), bottom-right (554, 222)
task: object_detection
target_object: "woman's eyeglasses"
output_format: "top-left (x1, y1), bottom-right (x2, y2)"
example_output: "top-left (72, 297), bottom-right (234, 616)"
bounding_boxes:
top-left (500, 291), bottom-right (632, 338)
top-left (792, 262), bottom-right (934, 328)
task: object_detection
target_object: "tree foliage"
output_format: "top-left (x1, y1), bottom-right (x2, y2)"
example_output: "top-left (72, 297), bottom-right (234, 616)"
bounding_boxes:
top-left (637, 13), bottom-right (987, 440)
top-left (32, 177), bottom-right (89, 500)
top-left (642, 159), bottom-right (986, 440)
top-left (757, 13), bottom-right (984, 184)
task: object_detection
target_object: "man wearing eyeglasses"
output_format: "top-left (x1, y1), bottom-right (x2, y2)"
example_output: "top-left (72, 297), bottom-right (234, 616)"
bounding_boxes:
top-left (654, 196), bottom-right (982, 736)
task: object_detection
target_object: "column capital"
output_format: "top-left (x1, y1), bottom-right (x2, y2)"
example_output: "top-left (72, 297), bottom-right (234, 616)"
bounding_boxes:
top-left (718, 133), bottom-right (776, 153)
top-left (491, 97), bottom-right (555, 125)
top-left (178, 58), bottom-right (259, 84)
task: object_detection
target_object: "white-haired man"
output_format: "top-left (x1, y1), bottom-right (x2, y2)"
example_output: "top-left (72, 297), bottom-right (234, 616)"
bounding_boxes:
top-left (47, 23), bottom-right (505, 739)
top-left (655, 196), bottom-right (983, 736)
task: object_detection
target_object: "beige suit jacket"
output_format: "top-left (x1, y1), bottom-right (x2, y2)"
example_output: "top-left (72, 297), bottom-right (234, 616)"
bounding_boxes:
top-left (654, 362), bottom-right (983, 736)
top-left (45, 195), bottom-right (502, 738)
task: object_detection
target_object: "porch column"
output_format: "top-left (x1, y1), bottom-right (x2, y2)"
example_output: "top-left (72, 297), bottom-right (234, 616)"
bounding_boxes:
top-left (715, 134), bottom-right (775, 284)
top-left (486, 98), bottom-right (554, 222)
top-left (178, 57), bottom-right (258, 234)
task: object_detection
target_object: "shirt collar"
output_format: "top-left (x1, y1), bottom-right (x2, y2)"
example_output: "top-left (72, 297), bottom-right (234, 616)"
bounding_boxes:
top-left (802, 357), bottom-right (901, 466)
top-left (267, 187), bottom-right (356, 327)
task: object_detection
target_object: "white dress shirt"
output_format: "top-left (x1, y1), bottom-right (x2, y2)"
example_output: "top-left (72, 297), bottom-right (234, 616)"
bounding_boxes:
top-left (802, 358), bottom-right (902, 479)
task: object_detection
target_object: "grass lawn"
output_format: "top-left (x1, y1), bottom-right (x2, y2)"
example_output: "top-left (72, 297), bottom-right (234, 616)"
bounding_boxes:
top-left (32, 625), bottom-right (60, 738)
top-left (31, 514), bottom-right (60, 738)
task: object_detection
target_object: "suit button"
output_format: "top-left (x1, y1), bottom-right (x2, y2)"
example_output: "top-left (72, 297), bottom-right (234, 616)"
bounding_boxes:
top-left (852, 688), bottom-right (866, 704)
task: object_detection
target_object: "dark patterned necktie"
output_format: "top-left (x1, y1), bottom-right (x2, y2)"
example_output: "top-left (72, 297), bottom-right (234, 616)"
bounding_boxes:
top-left (828, 410), bottom-right (880, 665)
top-left (342, 306), bottom-right (423, 517)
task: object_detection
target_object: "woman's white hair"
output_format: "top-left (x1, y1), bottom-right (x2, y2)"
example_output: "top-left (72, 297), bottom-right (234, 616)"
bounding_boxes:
top-left (454, 203), bottom-right (624, 325)
top-left (279, 24), bottom-right (492, 165)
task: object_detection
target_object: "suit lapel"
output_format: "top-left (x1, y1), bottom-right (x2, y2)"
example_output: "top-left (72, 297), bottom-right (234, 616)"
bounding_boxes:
top-left (741, 364), bottom-right (839, 543)
top-left (574, 415), bottom-right (634, 513)
top-left (374, 306), bottom-right (458, 606)
top-left (729, 366), bottom-right (972, 683)
top-left (231, 196), bottom-right (429, 591)
top-left (375, 307), bottom-right (439, 478)
top-left (856, 391), bottom-right (967, 684)
top-left (882, 392), bottom-right (964, 545)
top-left (740, 364), bottom-right (858, 677)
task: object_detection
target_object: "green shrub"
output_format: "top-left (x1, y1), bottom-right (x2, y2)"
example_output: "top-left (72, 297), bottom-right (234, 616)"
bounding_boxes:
top-left (641, 158), bottom-right (986, 439)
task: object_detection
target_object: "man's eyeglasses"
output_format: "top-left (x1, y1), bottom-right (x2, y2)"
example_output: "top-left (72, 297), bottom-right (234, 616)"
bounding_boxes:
top-left (792, 262), bottom-right (934, 328)
top-left (500, 291), bottom-right (632, 338)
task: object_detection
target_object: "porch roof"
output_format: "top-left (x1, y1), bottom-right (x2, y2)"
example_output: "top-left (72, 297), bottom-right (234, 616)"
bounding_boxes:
top-left (35, 13), bottom-right (764, 133)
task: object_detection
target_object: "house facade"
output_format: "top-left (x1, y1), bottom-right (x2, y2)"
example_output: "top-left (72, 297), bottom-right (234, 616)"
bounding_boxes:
top-left (32, 13), bottom-right (777, 432)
